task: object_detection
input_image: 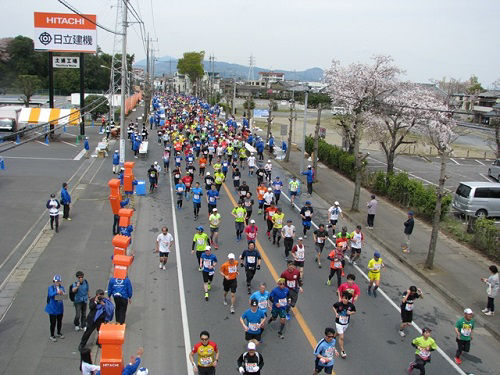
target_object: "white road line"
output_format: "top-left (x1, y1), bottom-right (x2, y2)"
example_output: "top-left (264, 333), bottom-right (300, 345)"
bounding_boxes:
top-left (35, 140), bottom-right (49, 146)
top-left (61, 140), bottom-right (77, 147)
top-left (479, 173), bottom-right (494, 182)
top-left (168, 171), bottom-right (194, 375)
top-left (450, 158), bottom-right (460, 165)
top-left (2, 156), bottom-right (75, 161)
top-left (74, 149), bottom-right (86, 160)
top-left (367, 156), bottom-right (438, 187)
top-left (279, 189), bottom-right (466, 375)
top-left (474, 159), bottom-right (485, 166)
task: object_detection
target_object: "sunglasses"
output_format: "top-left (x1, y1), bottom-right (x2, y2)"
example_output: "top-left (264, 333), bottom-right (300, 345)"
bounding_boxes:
top-left (326, 335), bottom-right (335, 339)
top-left (200, 337), bottom-right (209, 341)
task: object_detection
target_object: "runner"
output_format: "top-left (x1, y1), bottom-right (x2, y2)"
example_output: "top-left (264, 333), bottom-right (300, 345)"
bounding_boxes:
top-left (237, 342), bottom-right (264, 375)
top-left (204, 172), bottom-right (215, 191)
top-left (192, 226), bottom-right (211, 271)
top-left (209, 208), bottom-right (221, 249)
top-left (313, 327), bottom-right (339, 375)
top-left (147, 164), bottom-right (159, 193)
top-left (239, 146), bottom-right (248, 169)
top-left (335, 226), bottom-right (352, 275)
top-left (189, 331), bottom-right (219, 375)
top-left (240, 242), bottom-right (262, 294)
top-left (280, 262), bottom-right (303, 320)
top-left (263, 188), bottom-right (274, 213)
top-left (200, 247), bottom-right (218, 301)
top-left (214, 169), bottom-right (225, 192)
top-left (327, 201), bottom-right (343, 235)
top-left (247, 153), bottom-right (256, 176)
top-left (367, 252), bottom-right (384, 297)
top-left (238, 181), bottom-right (250, 201)
top-left (399, 286), bottom-right (424, 337)
top-left (349, 225), bottom-right (364, 265)
top-left (250, 283), bottom-right (270, 326)
top-left (288, 176), bottom-right (300, 207)
top-left (326, 244), bottom-right (344, 288)
top-left (264, 202), bottom-right (278, 241)
top-left (242, 192), bottom-right (254, 224)
top-left (232, 201), bottom-right (248, 241)
top-left (173, 166), bottom-right (182, 186)
top-left (337, 274), bottom-right (361, 303)
top-left (155, 227), bottom-right (174, 270)
top-left (232, 167), bottom-right (242, 192)
top-left (240, 299), bottom-right (266, 345)
top-left (268, 278), bottom-right (290, 339)
top-left (175, 180), bottom-right (186, 209)
top-left (181, 173), bottom-right (193, 199)
top-left (281, 219), bottom-right (296, 260)
top-left (407, 328), bottom-right (437, 375)
top-left (220, 253), bottom-right (240, 314)
top-left (291, 237), bottom-right (306, 279)
top-left (199, 155), bottom-right (208, 177)
top-left (244, 219), bottom-right (258, 244)
top-left (264, 160), bottom-right (272, 182)
top-left (256, 164), bottom-right (266, 186)
top-left (206, 185), bottom-right (220, 216)
top-left (454, 308), bottom-right (475, 365)
top-left (299, 201), bottom-right (314, 238)
top-left (332, 292), bottom-right (356, 358)
top-left (313, 224), bottom-right (328, 268)
top-left (256, 182), bottom-right (267, 214)
top-left (272, 176), bottom-right (283, 205)
top-left (271, 207), bottom-right (285, 246)
top-left (192, 182), bottom-right (203, 220)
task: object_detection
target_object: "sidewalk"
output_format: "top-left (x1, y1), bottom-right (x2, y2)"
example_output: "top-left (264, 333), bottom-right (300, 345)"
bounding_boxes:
top-left (275, 148), bottom-right (499, 340)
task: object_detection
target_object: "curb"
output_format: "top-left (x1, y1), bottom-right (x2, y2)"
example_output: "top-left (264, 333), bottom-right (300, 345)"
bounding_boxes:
top-left (274, 154), bottom-right (500, 342)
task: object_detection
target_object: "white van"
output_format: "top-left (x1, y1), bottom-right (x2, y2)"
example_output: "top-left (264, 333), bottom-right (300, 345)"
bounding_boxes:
top-left (452, 181), bottom-right (500, 217)
top-left (331, 107), bottom-right (347, 115)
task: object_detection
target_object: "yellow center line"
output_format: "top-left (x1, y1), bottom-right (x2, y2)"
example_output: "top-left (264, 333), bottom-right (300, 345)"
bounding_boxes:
top-left (222, 182), bottom-right (319, 351)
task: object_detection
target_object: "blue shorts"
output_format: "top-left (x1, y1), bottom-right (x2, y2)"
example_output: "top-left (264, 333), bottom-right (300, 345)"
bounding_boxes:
top-left (302, 221), bottom-right (312, 228)
top-left (290, 191), bottom-right (298, 196)
top-left (271, 307), bottom-right (287, 319)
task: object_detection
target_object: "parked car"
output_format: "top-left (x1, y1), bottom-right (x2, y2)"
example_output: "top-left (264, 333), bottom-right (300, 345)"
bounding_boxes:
top-left (487, 159), bottom-right (500, 181)
top-left (452, 181), bottom-right (500, 217)
top-left (331, 106), bottom-right (348, 115)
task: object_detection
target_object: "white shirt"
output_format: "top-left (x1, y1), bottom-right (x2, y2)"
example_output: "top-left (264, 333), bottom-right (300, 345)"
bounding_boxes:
top-left (81, 362), bottom-right (100, 375)
top-left (264, 163), bottom-right (272, 171)
top-left (247, 156), bottom-right (256, 167)
top-left (263, 192), bottom-right (274, 204)
top-left (157, 232), bottom-right (174, 253)
top-left (281, 225), bottom-right (296, 238)
top-left (328, 206), bottom-right (342, 220)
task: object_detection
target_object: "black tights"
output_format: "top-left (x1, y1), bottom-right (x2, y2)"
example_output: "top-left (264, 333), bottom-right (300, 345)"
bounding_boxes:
top-left (49, 314), bottom-right (63, 336)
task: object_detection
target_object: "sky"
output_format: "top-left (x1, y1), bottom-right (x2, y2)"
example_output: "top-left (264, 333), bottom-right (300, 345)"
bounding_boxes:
top-left (2, 0), bottom-right (499, 87)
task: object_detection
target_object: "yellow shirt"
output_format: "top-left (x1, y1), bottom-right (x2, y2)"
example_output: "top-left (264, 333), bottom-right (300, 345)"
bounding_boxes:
top-left (272, 213), bottom-right (285, 229)
top-left (368, 258), bottom-right (383, 273)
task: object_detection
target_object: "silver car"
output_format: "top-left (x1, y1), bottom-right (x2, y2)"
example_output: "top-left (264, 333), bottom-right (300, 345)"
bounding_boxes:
top-left (488, 159), bottom-right (500, 181)
top-left (452, 181), bottom-right (500, 217)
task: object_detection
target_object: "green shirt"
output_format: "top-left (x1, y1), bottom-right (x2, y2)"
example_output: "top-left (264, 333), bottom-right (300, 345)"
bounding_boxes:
top-left (455, 317), bottom-right (474, 341)
top-left (213, 163), bottom-right (222, 171)
top-left (193, 233), bottom-right (209, 252)
top-left (214, 172), bottom-right (225, 184)
top-left (289, 180), bottom-right (299, 192)
top-left (412, 336), bottom-right (437, 358)
top-left (232, 207), bottom-right (247, 222)
top-left (239, 148), bottom-right (247, 158)
top-left (209, 213), bottom-right (221, 228)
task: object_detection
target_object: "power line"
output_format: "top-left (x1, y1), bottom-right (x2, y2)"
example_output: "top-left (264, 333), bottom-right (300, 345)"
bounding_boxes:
top-left (149, 0), bottom-right (158, 39)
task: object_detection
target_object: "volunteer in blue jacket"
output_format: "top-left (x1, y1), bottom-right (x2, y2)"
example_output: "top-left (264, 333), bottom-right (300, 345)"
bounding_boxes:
top-left (45, 274), bottom-right (66, 342)
top-left (107, 275), bottom-right (133, 324)
top-left (112, 150), bottom-right (120, 174)
top-left (83, 137), bottom-right (90, 158)
top-left (60, 182), bottom-right (72, 220)
top-left (302, 165), bottom-right (314, 195)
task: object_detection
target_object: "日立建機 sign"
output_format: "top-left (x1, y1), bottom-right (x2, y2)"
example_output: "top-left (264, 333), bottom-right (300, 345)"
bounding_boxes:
top-left (34, 12), bottom-right (97, 53)
top-left (53, 56), bottom-right (79, 68)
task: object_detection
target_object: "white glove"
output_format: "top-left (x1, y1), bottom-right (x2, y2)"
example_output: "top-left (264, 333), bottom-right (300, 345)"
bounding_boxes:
top-left (239, 366), bottom-right (245, 374)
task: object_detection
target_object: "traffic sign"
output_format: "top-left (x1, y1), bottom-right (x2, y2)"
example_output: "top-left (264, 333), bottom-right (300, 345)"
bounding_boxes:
top-left (34, 12), bottom-right (97, 53)
top-left (53, 56), bottom-right (80, 68)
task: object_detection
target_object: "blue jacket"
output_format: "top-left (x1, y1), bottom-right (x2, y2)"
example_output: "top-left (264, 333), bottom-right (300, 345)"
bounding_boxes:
top-left (72, 279), bottom-right (89, 303)
top-left (302, 169), bottom-right (314, 183)
top-left (107, 277), bottom-right (133, 299)
top-left (269, 137), bottom-right (275, 147)
top-left (132, 138), bottom-right (141, 151)
top-left (94, 297), bottom-right (114, 322)
top-left (119, 225), bottom-right (133, 237)
top-left (256, 141), bottom-right (264, 152)
top-left (45, 284), bottom-right (65, 315)
top-left (112, 152), bottom-right (120, 165)
top-left (60, 187), bottom-right (71, 204)
top-left (84, 139), bottom-right (90, 150)
top-left (122, 358), bottom-right (141, 375)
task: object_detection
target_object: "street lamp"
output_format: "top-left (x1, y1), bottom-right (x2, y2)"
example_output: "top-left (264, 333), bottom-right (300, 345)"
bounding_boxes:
top-left (300, 89), bottom-right (309, 173)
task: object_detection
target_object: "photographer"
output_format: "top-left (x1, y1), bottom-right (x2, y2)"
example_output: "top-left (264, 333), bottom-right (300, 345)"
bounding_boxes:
top-left (78, 289), bottom-right (114, 351)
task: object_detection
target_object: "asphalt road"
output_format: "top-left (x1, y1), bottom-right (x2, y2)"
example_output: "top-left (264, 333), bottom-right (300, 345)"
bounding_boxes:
top-left (0, 106), bottom-right (498, 374)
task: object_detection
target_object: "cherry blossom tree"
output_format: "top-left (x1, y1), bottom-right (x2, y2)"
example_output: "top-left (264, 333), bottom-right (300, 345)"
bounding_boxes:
top-left (325, 55), bottom-right (403, 211)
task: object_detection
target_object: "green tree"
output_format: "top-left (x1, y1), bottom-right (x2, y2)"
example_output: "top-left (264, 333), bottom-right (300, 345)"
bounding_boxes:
top-left (307, 93), bottom-right (331, 109)
top-left (16, 74), bottom-right (41, 107)
top-left (177, 51), bottom-right (205, 95)
top-left (54, 68), bottom-right (80, 95)
top-left (84, 95), bottom-right (109, 120)
top-left (465, 75), bottom-right (485, 95)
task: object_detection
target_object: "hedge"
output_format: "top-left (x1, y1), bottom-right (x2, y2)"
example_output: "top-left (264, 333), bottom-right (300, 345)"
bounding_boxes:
top-left (305, 136), bottom-right (452, 221)
top-left (473, 217), bottom-right (500, 260)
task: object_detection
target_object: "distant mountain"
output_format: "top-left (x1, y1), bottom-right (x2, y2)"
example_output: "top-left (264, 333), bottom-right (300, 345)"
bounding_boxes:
top-left (135, 55), bottom-right (324, 82)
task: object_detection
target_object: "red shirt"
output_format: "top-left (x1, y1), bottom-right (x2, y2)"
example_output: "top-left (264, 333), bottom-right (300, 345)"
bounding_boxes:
top-left (181, 175), bottom-right (193, 188)
top-left (281, 268), bottom-right (301, 290)
top-left (244, 225), bottom-right (258, 241)
top-left (338, 282), bottom-right (360, 301)
top-left (265, 207), bottom-right (278, 221)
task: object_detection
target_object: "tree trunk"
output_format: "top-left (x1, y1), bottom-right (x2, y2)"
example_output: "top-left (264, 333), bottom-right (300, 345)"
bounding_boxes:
top-left (351, 117), bottom-right (362, 211)
top-left (312, 104), bottom-right (322, 180)
top-left (386, 149), bottom-right (395, 175)
top-left (494, 118), bottom-right (500, 159)
top-left (425, 151), bottom-right (447, 269)
top-left (285, 100), bottom-right (294, 162)
top-left (266, 99), bottom-right (273, 144)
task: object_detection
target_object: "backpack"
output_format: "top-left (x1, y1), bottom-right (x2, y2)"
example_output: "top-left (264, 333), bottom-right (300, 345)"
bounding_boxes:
top-left (69, 280), bottom-right (87, 302)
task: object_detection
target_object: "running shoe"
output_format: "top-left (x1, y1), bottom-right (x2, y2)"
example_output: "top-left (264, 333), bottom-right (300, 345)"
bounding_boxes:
top-left (340, 351), bottom-right (346, 359)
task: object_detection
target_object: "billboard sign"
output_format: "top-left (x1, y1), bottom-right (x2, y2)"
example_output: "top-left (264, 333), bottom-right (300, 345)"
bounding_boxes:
top-left (34, 12), bottom-right (97, 53)
top-left (53, 56), bottom-right (80, 68)
top-left (253, 109), bottom-right (269, 118)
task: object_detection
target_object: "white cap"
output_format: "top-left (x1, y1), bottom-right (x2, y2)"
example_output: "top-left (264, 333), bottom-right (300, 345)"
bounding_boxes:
top-left (154, 161), bottom-right (158, 164)
top-left (298, 237), bottom-right (303, 240)
top-left (267, 160), bottom-right (271, 163)
top-left (334, 201), bottom-right (339, 205)
top-left (137, 368), bottom-right (149, 375)
top-left (250, 219), bottom-right (255, 224)
top-left (247, 342), bottom-right (256, 350)
top-left (228, 253), bottom-right (235, 259)
top-left (464, 308), bottom-right (473, 314)
top-left (212, 208), bottom-right (218, 211)
top-left (205, 246), bottom-right (211, 251)
top-left (268, 187), bottom-right (272, 191)
top-left (307, 164), bottom-right (311, 168)
top-left (206, 172), bottom-right (211, 175)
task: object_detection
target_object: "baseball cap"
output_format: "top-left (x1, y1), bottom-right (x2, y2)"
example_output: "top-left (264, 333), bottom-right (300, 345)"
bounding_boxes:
top-left (228, 253), bottom-right (235, 259)
top-left (115, 150), bottom-right (119, 153)
top-left (50, 193), bottom-right (55, 198)
top-left (250, 219), bottom-right (255, 224)
top-left (268, 187), bottom-right (272, 191)
top-left (422, 327), bottom-right (432, 333)
top-left (287, 219), bottom-right (292, 223)
top-left (250, 299), bottom-right (258, 307)
top-left (374, 252), bottom-right (381, 258)
top-left (137, 368), bottom-right (149, 375)
top-left (334, 201), bottom-right (339, 205)
top-left (247, 342), bottom-right (256, 350)
top-left (267, 160), bottom-right (271, 163)
top-left (196, 226), bottom-right (204, 231)
top-left (307, 165), bottom-right (311, 168)
top-left (298, 237), bottom-right (303, 240)
top-left (205, 246), bottom-right (211, 251)
top-left (408, 211), bottom-right (414, 216)
top-left (212, 208), bottom-right (218, 211)
top-left (305, 200), bottom-right (311, 205)
top-left (464, 308), bottom-right (473, 314)
top-left (53, 274), bottom-right (62, 282)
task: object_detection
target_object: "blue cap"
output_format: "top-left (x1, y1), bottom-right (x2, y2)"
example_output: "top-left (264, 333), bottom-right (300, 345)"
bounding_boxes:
top-left (53, 274), bottom-right (62, 282)
top-left (408, 211), bottom-right (414, 216)
top-left (305, 201), bottom-right (311, 205)
top-left (374, 252), bottom-right (381, 258)
top-left (197, 226), bottom-right (204, 231)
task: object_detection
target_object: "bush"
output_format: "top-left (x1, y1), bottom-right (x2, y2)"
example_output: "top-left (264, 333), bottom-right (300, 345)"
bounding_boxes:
top-left (473, 217), bottom-right (499, 260)
top-left (305, 136), bottom-right (357, 179)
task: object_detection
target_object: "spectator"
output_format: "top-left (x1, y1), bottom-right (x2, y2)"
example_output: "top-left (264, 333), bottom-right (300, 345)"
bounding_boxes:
top-left (83, 137), bottom-right (90, 158)
top-left (402, 211), bottom-right (414, 253)
top-left (366, 194), bottom-right (377, 229)
top-left (45, 274), bottom-right (66, 342)
top-left (79, 289), bottom-right (114, 351)
top-left (123, 348), bottom-right (144, 375)
top-left (71, 271), bottom-right (90, 332)
top-left (481, 265), bottom-right (499, 316)
top-left (112, 150), bottom-right (120, 174)
top-left (60, 182), bottom-right (72, 221)
top-left (46, 193), bottom-right (61, 233)
top-left (80, 347), bottom-right (100, 375)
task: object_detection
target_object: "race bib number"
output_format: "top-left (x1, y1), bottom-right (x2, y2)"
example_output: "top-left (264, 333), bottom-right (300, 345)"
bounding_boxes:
top-left (334, 261), bottom-right (342, 268)
top-left (150, 172), bottom-right (156, 177)
top-left (296, 249), bottom-right (305, 261)
top-left (318, 237), bottom-right (325, 243)
top-left (245, 363), bottom-right (258, 373)
top-left (197, 238), bottom-right (204, 245)
top-left (286, 280), bottom-right (296, 288)
top-left (248, 232), bottom-right (256, 239)
top-left (461, 327), bottom-right (471, 337)
top-left (175, 174), bottom-right (180, 178)
top-left (419, 349), bottom-right (430, 359)
top-left (200, 357), bottom-right (213, 366)
top-left (258, 300), bottom-right (267, 309)
top-left (275, 217), bottom-right (282, 225)
top-left (194, 194), bottom-right (200, 200)
top-left (234, 175), bottom-right (240, 180)
top-left (177, 187), bottom-right (184, 192)
top-left (247, 256), bottom-right (256, 264)
top-left (209, 197), bottom-right (216, 203)
top-left (305, 210), bottom-right (311, 217)
top-left (405, 303), bottom-right (414, 312)
top-left (237, 211), bottom-right (244, 218)
top-left (248, 323), bottom-right (260, 332)
top-left (373, 263), bottom-right (381, 271)
top-left (339, 315), bottom-right (349, 324)
top-left (278, 298), bottom-right (287, 307)
top-left (203, 260), bottom-right (212, 268)
top-left (228, 266), bottom-right (237, 273)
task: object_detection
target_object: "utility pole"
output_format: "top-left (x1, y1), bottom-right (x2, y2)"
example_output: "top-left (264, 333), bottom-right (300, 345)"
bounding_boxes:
top-left (299, 90), bottom-right (309, 173)
top-left (231, 79), bottom-right (236, 117)
top-left (312, 103), bottom-right (322, 180)
top-left (285, 90), bottom-right (295, 162)
top-left (143, 33), bottom-right (150, 127)
top-left (119, 0), bottom-right (128, 166)
top-left (266, 97), bottom-right (273, 145)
